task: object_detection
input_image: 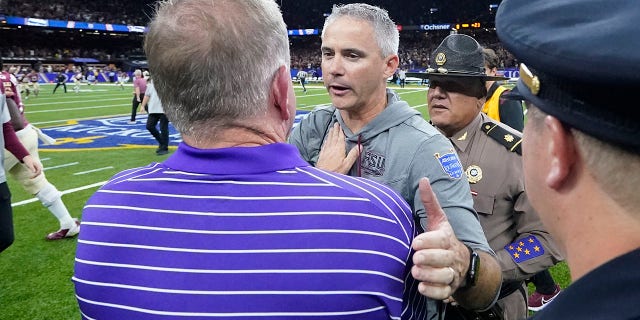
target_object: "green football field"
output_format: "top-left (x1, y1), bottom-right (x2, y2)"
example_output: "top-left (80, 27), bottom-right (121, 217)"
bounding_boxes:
top-left (0, 82), bottom-right (568, 319)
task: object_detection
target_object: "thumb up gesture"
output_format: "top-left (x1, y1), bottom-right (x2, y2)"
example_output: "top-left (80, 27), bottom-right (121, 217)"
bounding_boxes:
top-left (411, 178), bottom-right (468, 300)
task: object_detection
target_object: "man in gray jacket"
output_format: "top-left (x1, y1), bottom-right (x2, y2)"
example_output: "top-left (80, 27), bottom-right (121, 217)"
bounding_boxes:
top-left (289, 3), bottom-right (501, 319)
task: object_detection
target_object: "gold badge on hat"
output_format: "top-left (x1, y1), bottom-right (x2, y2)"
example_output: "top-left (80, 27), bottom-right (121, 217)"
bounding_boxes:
top-left (466, 165), bottom-right (482, 184)
top-left (435, 52), bottom-right (447, 66)
top-left (520, 63), bottom-right (540, 95)
top-left (504, 134), bottom-right (514, 143)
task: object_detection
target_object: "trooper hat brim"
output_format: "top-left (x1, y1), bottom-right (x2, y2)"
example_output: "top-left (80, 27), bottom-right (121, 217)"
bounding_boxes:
top-left (406, 71), bottom-right (507, 81)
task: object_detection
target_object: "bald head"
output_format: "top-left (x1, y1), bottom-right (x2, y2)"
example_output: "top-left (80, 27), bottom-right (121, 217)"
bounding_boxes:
top-left (144, 0), bottom-right (290, 137)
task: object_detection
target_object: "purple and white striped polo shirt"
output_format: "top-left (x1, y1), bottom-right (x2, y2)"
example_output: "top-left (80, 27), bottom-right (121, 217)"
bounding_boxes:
top-left (74, 142), bottom-right (415, 320)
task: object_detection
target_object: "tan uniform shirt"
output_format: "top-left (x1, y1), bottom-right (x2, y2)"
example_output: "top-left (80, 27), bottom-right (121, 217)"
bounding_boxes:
top-left (446, 113), bottom-right (563, 319)
top-left (450, 113), bottom-right (562, 281)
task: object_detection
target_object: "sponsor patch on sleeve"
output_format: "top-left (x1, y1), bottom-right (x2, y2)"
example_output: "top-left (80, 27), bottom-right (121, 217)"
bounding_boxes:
top-left (434, 150), bottom-right (463, 179)
top-left (505, 235), bottom-right (545, 263)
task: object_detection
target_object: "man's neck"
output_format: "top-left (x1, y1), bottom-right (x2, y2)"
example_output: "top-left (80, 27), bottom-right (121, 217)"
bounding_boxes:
top-left (183, 124), bottom-right (284, 149)
top-left (339, 90), bottom-right (388, 134)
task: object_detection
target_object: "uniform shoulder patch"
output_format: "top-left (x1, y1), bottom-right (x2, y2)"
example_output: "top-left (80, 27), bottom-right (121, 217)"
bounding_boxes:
top-left (481, 122), bottom-right (522, 155)
top-left (504, 235), bottom-right (545, 263)
top-left (434, 150), bottom-right (463, 179)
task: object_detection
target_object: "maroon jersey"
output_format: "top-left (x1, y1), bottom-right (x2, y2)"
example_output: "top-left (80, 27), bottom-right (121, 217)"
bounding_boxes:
top-left (0, 71), bottom-right (23, 106)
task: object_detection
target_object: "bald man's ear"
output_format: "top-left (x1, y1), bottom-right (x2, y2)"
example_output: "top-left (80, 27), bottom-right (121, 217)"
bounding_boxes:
top-left (272, 65), bottom-right (293, 121)
top-left (545, 116), bottom-right (578, 190)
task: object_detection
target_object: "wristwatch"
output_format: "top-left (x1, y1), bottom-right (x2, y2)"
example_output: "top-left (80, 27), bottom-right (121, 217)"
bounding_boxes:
top-left (464, 245), bottom-right (480, 287)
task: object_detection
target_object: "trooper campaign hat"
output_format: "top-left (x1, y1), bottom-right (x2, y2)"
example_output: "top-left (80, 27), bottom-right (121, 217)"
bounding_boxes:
top-left (408, 34), bottom-right (507, 81)
top-left (496, 0), bottom-right (640, 154)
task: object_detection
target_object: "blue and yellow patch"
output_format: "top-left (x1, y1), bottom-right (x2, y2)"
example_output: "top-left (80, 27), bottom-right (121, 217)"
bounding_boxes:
top-left (434, 150), bottom-right (463, 179)
top-left (505, 235), bottom-right (545, 263)
top-left (39, 111), bottom-right (310, 150)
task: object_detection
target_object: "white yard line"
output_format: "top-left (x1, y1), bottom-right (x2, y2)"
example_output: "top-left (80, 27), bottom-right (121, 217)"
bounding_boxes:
top-left (74, 166), bottom-right (114, 175)
top-left (294, 92), bottom-right (330, 98)
top-left (25, 97), bottom-right (129, 106)
top-left (31, 113), bottom-right (130, 126)
top-left (11, 181), bottom-right (107, 207)
top-left (397, 89), bottom-right (428, 94)
top-left (296, 103), bottom-right (332, 111)
top-left (27, 103), bottom-right (130, 114)
top-left (43, 162), bottom-right (79, 171)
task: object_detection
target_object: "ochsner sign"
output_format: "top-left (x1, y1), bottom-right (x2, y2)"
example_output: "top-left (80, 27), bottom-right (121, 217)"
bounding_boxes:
top-left (420, 24), bottom-right (452, 31)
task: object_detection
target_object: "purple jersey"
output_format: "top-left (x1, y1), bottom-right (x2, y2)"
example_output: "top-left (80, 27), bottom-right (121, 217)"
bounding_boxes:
top-left (74, 142), bottom-right (415, 319)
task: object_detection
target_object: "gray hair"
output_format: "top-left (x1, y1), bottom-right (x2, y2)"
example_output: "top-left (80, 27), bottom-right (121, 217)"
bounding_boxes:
top-left (322, 3), bottom-right (399, 58)
top-left (144, 0), bottom-right (290, 137)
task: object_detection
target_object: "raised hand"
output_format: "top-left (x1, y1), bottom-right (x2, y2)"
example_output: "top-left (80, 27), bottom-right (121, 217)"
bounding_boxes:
top-left (316, 122), bottom-right (360, 174)
top-left (411, 178), bottom-right (468, 300)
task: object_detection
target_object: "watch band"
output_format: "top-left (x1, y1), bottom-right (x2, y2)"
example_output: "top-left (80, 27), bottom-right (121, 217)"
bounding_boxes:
top-left (464, 245), bottom-right (480, 287)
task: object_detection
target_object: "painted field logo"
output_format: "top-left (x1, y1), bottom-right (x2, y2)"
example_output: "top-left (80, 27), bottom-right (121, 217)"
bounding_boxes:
top-left (40, 111), bottom-right (310, 150)
top-left (39, 116), bottom-right (181, 150)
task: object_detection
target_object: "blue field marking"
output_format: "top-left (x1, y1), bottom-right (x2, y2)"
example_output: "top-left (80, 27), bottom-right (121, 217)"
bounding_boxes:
top-left (40, 111), bottom-right (311, 150)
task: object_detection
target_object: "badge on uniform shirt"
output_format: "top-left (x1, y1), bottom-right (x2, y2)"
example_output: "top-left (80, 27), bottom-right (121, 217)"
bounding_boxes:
top-left (465, 165), bottom-right (482, 184)
top-left (505, 235), bottom-right (545, 263)
top-left (435, 150), bottom-right (463, 179)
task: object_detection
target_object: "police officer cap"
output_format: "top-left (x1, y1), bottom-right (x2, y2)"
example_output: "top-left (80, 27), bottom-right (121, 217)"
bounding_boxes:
top-left (410, 34), bottom-right (506, 81)
top-left (496, 0), bottom-right (640, 154)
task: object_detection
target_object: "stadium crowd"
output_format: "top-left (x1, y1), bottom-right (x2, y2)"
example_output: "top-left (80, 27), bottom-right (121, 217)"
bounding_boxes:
top-left (2, 0), bottom-right (154, 26)
top-left (280, 0), bottom-right (496, 28)
top-left (1, 0), bottom-right (517, 73)
top-left (4, 0), bottom-right (495, 28)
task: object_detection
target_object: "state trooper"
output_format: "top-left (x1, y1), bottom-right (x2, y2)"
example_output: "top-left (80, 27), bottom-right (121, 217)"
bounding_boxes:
top-left (417, 34), bottom-right (564, 320)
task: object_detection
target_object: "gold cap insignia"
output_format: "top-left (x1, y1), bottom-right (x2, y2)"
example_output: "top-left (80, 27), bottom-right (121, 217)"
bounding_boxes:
top-left (466, 165), bottom-right (482, 184)
top-left (519, 63), bottom-right (540, 95)
top-left (504, 134), bottom-right (514, 143)
top-left (435, 52), bottom-right (447, 66)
